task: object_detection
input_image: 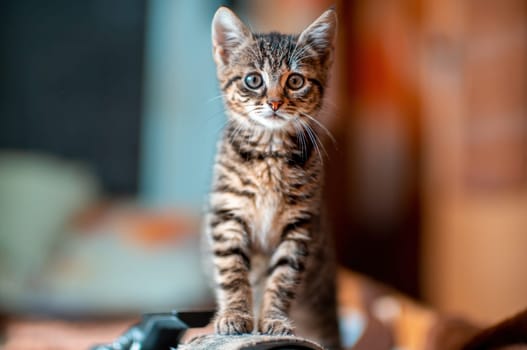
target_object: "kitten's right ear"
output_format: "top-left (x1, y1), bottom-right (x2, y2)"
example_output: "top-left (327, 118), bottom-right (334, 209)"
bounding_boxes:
top-left (211, 7), bottom-right (252, 66)
top-left (297, 8), bottom-right (337, 65)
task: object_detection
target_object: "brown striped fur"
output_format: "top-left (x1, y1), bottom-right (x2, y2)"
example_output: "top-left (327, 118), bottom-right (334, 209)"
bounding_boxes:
top-left (204, 7), bottom-right (340, 349)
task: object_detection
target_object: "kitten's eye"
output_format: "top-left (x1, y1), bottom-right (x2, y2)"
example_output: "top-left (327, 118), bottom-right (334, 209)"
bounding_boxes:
top-left (244, 73), bottom-right (263, 89)
top-left (286, 73), bottom-right (305, 90)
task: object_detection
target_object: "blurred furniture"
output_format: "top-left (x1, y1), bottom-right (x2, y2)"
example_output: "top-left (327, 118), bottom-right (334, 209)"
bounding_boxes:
top-left (327, 0), bottom-right (423, 298)
top-left (240, 0), bottom-right (527, 325)
top-left (329, 0), bottom-right (527, 323)
top-left (420, 0), bottom-right (527, 323)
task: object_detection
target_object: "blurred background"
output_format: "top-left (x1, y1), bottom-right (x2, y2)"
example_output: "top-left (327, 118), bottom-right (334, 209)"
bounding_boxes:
top-left (0, 0), bottom-right (526, 347)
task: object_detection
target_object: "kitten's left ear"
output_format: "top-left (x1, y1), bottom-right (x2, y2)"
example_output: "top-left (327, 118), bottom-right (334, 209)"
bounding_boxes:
top-left (297, 8), bottom-right (337, 63)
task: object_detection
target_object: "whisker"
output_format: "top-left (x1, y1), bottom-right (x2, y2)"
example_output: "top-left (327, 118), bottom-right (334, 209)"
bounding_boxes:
top-left (289, 39), bottom-right (301, 67)
top-left (294, 53), bottom-right (321, 63)
top-left (298, 120), bottom-right (322, 165)
top-left (291, 44), bottom-right (317, 63)
top-left (299, 118), bottom-right (328, 164)
top-left (293, 120), bottom-right (307, 161)
top-left (198, 109), bottom-right (228, 132)
top-left (213, 119), bottom-right (230, 137)
top-left (228, 122), bottom-right (244, 146)
top-left (205, 109), bottom-right (227, 121)
top-left (290, 45), bottom-right (310, 61)
top-left (300, 112), bottom-right (337, 149)
top-left (207, 93), bottom-right (228, 104)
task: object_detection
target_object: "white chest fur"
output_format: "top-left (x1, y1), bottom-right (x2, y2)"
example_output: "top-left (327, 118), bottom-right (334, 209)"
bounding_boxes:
top-left (249, 156), bottom-right (287, 253)
top-left (253, 190), bottom-right (279, 251)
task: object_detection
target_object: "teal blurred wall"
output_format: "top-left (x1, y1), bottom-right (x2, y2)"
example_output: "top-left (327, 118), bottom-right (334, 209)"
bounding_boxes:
top-left (140, 0), bottom-right (226, 207)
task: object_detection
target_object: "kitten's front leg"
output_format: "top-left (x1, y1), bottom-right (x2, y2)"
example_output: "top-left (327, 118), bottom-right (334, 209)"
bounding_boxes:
top-left (259, 222), bottom-right (310, 335)
top-left (208, 209), bottom-right (254, 335)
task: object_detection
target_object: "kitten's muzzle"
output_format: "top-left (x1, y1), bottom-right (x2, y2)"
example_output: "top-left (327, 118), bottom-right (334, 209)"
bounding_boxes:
top-left (267, 98), bottom-right (284, 112)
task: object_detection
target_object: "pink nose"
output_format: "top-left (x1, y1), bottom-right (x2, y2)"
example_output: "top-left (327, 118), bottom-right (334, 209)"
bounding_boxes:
top-left (268, 99), bottom-right (283, 112)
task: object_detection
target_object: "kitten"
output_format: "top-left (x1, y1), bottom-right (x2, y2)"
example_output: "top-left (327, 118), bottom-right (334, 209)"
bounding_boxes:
top-left (204, 6), bottom-right (340, 350)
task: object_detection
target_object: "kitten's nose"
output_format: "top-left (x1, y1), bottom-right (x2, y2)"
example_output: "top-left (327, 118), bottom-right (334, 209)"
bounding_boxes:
top-left (267, 99), bottom-right (283, 112)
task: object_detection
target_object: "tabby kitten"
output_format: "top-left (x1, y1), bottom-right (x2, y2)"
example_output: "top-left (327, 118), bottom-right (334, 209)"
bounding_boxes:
top-left (204, 6), bottom-right (340, 349)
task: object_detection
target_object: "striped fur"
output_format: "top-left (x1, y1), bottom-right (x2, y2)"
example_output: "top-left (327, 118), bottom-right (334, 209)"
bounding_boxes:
top-left (205, 7), bottom-right (340, 349)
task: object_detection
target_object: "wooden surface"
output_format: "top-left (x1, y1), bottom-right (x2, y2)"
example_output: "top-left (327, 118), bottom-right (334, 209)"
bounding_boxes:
top-left (1, 318), bottom-right (136, 350)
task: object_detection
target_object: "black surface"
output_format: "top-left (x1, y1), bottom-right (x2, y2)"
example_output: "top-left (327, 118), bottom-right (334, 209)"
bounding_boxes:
top-left (175, 310), bottom-right (215, 328)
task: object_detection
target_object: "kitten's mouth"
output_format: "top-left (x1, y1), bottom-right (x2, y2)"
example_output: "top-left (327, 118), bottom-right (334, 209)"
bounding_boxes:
top-left (269, 112), bottom-right (286, 120)
top-left (249, 111), bottom-right (291, 129)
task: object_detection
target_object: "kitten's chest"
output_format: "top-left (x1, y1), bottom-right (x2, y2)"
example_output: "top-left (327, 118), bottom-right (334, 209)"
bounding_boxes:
top-left (250, 158), bottom-right (288, 250)
top-left (253, 157), bottom-right (288, 192)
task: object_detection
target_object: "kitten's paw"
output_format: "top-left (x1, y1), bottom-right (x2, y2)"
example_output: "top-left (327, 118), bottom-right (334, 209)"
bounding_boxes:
top-left (259, 316), bottom-right (294, 336)
top-left (214, 311), bottom-right (254, 335)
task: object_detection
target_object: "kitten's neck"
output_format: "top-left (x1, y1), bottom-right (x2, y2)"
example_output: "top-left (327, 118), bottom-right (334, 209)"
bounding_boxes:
top-left (225, 121), bottom-right (292, 149)
top-left (224, 121), bottom-right (315, 164)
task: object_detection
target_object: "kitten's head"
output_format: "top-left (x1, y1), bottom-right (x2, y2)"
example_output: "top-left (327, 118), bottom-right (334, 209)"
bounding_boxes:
top-left (211, 7), bottom-right (337, 131)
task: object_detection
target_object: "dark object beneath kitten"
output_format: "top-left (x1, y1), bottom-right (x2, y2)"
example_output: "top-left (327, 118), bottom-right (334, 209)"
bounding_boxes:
top-left (90, 310), bottom-right (214, 350)
top-left (90, 310), bottom-right (324, 350)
